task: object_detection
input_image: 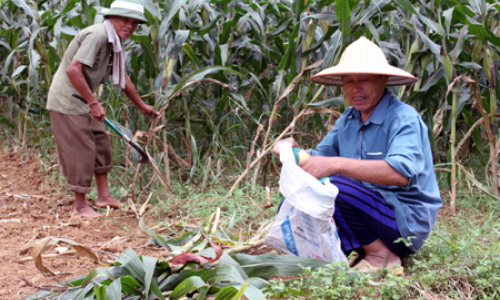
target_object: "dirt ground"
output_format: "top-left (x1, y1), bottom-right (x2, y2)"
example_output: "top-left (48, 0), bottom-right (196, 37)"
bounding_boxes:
top-left (0, 147), bottom-right (176, 299)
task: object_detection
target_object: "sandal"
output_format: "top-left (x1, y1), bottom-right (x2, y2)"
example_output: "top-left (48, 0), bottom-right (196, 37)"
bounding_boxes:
top-left (348, 253), bottom-right (362, 267)
top-left (351, 259), bottom-right (404, 275)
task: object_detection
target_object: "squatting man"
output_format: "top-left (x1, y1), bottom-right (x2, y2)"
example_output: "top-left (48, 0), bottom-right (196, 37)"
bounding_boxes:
top-left (273, 36), bottom-right (442, 273)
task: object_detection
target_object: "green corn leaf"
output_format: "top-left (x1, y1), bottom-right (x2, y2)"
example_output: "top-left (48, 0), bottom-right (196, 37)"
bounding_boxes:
top-left (268, 19), bottom-right (292, 37)
top-left (322, 30), bottom-right (342, 69)
top-left (93, 282), bottom-right (105, 300)
top-left (195, 286), bottom-right (210, 300)
top-left (142, 0), bottom-right (161, 19)
top-left (80, 0), bottom-right (93, 26)
top-left (74, 282), bottom-right (96, 300)
top-left (120, 275), bottom-right (143, 295)
top-left (11, 65), bottom-right (26, 78)
top-left (171, 66), bottom-right (246, 96)
top-left (211, 263), bottom-right (247, 285)
top-left (467, 0), bottom-right (483, 16)
top-left (142, 256), bottom-right (158, 298)
top-left (450, 26), bottom-right (468, 61)
top-left (107, 277), bottom-right (122, 300)
top-left (79, 267), bottom-right (120, 287)
top-left (363, 20), bottom-right (380, 43)
top-left (305, 96), bottom-right (344, 107)
top-left (232, 253), bottom-right (329, 278)
top-left (416, 29), bottom-right (442, 63)
top-left (159, 0), bottom-right (187, 44)
top-left (241, 284), bottom-right (266, 300)
top-left (10, 0), bottom-right (35, 18)
top-left (2, 47), bottom-right (20, 83)
top-left (149, 278), bottom-right (167, 300)
top-left (291, 0), bottom-right (305, 21)
top-left (159, 268), bottom-right (216, 291)
top-left (169, 276), bottom-right (209, 300)
top-left (458, 62), bottom-right (482, 71)
top-left (182, 43), bottom-right (198, 64)
top-left (171, 30), bottom-right (190, 61)
top-left (357, 0), bottom-right (391, 25)
top-left (214, 286), bottom-right (238, 300)
top-left (443, 7), bottom-right (454, 36)
top-left (117, 248), bottom-right (146, 284)
top-left (277, 23), bottom-right (300, 71)
top-left (301, 24), bottom-right (336, 58)
top-left (232, 280), bottom-right (250, 300)
top-left (393, 0), bottom-right (417, 14)
top-left (335, 0), bottom-right (351, 45)
top-left (418, 14), bottom-right (441, 36)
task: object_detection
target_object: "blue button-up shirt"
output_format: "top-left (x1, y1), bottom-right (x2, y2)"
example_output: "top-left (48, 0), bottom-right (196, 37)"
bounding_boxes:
top-left (309, 91), bottom-right (442, 251)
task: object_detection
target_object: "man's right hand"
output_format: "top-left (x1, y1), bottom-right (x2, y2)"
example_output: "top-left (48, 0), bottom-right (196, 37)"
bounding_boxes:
top-left (272, 137), bottom-right (298, 160)
top-left (89, 102), bottom-right (105, 122)
top-left (66, 59), bottom-right (106, 121)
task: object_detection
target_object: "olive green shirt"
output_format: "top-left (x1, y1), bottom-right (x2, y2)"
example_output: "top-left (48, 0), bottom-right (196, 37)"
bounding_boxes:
top-left (47, 24), bottom-right (112, 115)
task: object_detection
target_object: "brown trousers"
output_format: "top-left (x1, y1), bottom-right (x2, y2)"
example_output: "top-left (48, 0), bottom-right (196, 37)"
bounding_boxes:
top-left (49, 111), bottom-right (112, 194)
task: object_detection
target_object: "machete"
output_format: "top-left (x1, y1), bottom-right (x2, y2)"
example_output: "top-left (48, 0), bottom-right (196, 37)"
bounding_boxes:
top-left (104, 117), bottom-right (149, 164)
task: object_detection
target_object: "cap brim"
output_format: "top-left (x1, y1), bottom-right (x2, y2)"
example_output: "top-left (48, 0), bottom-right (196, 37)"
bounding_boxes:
top-left (310, 63), bottom-right (417, 86)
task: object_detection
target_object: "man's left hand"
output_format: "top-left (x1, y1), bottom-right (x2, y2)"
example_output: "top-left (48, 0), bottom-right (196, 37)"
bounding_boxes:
top-left (140, 104), bottom-right (160, 122)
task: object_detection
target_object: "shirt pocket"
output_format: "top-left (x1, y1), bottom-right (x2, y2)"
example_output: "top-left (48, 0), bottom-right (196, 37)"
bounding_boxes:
top-left (364, 151), bottom-right (385, 160)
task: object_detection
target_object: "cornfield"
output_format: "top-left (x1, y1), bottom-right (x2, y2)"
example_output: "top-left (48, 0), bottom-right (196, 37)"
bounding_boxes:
top-left (1, 0), bottom-right (500, 215)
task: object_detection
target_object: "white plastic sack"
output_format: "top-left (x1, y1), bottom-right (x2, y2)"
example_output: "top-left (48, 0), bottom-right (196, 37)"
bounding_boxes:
top-left (264, 143), bottom-right (347, 263)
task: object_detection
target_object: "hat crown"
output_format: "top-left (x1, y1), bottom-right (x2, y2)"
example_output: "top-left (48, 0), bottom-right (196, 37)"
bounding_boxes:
top-left (103, 0), bottom-right (148, 23)
top-left (110, 0), bottom-right (144, 13)
top-left (339, 36), bottom-right (389, 66)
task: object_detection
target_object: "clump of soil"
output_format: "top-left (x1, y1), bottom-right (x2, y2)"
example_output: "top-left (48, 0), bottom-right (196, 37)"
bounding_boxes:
top-left (0, 147), bottom-right (168, 299)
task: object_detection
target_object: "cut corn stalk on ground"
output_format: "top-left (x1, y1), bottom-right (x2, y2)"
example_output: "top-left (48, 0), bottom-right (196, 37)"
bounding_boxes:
top-left (22, 208), bottom-right (331, 300)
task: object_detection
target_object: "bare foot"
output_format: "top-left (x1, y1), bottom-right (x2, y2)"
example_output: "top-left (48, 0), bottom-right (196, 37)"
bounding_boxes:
top-left (74, 204), bottom-right (101, 219)
top-left (95, 196), bottom-right (123, 208)
top-left (364, 254), bottom-right (401, 268)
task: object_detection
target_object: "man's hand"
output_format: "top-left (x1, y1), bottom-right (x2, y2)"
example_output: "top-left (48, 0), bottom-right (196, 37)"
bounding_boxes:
top-left (89, 102), bottom-right (105, 122)
top-left (272, 137), bottom-right (298, 160)
top-left (139, 104), bottom-right (160, 122)
top-left (298, 155), bottom-right (336, 179)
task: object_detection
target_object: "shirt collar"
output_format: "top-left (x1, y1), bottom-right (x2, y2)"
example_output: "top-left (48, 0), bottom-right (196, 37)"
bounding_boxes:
top-left (366, 90), bottom-right (392, 125)
top-left (346, 90), bottom-right (392, 125)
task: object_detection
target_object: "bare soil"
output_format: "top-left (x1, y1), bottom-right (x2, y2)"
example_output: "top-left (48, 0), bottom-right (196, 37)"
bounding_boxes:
top-left (0, 147), bottom-right (171, 299)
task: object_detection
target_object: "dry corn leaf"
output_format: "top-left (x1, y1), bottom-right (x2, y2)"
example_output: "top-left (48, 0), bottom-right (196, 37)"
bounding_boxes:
top-left (31, 237), bottom-right (100, 276)
top-left (139, 192), bottom-right (153, 217)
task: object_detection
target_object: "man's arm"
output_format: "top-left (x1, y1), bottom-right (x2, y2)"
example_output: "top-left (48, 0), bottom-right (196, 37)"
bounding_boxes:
top-left (299, 156), bottom-right (409, 187)
top-left (122, 75), bottom-right (160, 121)
top-left (66, 59), bottom-right (105, 122)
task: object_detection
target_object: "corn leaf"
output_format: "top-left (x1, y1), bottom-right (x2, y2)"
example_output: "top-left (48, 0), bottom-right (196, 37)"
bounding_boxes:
top-left (116, 248), bottom-right (146, 284)
top-left (107, 277), bottom-right (122, 300)
top-left (169, 276), bottom-right (209, 300)
top-left (142, 256), bottom-right (158, 298)
top-left (232, 253), bottom-right (329, 278)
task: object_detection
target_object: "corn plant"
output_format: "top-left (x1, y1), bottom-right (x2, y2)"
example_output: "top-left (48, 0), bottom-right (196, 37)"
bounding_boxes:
top-left (1, 0), bottom-right (500, 206)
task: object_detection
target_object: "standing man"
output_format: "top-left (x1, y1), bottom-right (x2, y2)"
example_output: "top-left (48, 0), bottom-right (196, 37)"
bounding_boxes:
top-left (273, 37), bottom-right (442, 273)
top-left (47, 0), bottom-right (159, 218)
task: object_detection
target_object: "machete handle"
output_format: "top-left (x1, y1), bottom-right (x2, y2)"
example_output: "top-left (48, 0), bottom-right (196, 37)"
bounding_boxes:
top-left (104, 117), bottom-right (124, 137)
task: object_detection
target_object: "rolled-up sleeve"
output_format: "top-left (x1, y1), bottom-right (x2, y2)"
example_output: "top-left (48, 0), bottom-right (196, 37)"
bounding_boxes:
top-left (384, 116), bottom-right (426, 186)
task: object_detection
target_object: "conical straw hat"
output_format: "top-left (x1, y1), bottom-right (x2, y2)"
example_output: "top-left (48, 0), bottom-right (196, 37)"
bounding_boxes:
top-left (310, 36), bottom-right (417, 86)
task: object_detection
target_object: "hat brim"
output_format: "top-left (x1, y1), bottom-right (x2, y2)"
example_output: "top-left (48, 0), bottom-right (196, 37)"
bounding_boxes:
top-left (103, 8), bottom-right (148, 23)
top-left (310, 63), bottom-right (417, 86)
